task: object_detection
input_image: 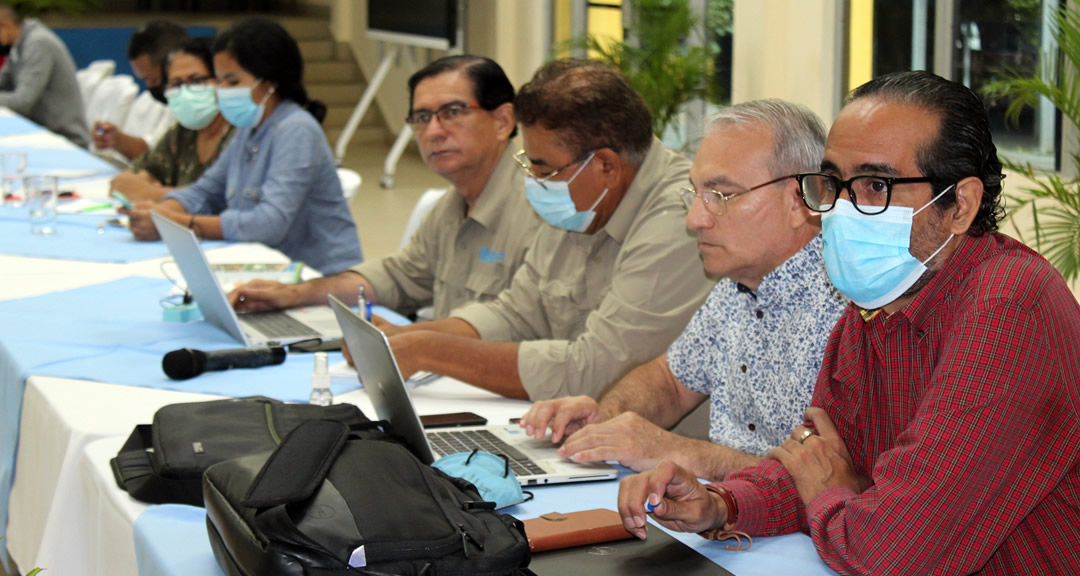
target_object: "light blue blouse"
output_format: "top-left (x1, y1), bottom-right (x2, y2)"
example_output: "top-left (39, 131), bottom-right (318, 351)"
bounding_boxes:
top-left (166, 100), bottom-right (363, 275)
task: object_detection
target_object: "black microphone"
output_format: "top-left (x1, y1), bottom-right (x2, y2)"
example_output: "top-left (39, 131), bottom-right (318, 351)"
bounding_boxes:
top-left (162, 346), bottom-right (287, 380)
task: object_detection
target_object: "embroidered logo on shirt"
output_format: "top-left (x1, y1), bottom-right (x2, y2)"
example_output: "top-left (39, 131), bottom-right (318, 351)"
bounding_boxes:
top-left (479, 247), bottom-right (505, 264)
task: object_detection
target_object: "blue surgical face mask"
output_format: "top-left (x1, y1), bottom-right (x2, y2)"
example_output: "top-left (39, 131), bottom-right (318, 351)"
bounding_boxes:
top-left (166, 85), bottom-right (219, 130)
top-left (432, 450), bottom-right (526, 509)
top-left (525, 151), bottom-right (609, 233)
top-left (821, 185), bottom-right (955, 309)
top-left (217, 81), bottom-right (274, 128)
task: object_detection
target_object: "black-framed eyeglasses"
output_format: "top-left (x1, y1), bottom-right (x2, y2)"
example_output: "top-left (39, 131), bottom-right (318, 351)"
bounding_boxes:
top-left (513, 149), bottom-right (595, 190)
top-left (793, 173), bottom-right (936, 215)
top-left (679, 175), bottom-right (795, 216)
top-left (405, 102), bottom-right (483, 128)
top-left (165, 75), bottom-right (215, 91)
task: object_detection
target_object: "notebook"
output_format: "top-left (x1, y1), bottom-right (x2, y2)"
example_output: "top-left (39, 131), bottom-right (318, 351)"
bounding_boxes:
top-left (525, 525), bottom-right (735, 576)
top-left (152, 211), bottom-right (342, 346)
top-left (328, 294), bottom-right (618, 486)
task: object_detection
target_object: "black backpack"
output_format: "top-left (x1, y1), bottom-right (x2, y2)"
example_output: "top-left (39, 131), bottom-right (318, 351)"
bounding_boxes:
top-left (203, 419), bottom-right (532, 576)
top-left (111, 396), bottom-right (370, 506)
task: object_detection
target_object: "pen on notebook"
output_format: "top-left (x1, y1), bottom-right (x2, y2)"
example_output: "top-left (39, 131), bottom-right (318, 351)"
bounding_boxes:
top-left (79, 203), bottom-right (114, 213)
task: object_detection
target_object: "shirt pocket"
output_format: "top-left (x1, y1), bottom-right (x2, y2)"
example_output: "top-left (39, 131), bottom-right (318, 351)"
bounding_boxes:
top-left (229, 186), bottom-right (261, 210)
top-left (537, 279), bottom-right (590, 339)
top-left (465, 260), bottom-right (510, 301)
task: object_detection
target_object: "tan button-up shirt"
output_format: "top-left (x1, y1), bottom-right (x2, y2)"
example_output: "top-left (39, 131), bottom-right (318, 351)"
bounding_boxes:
top-left (452, 139), bottom-right (716, 400)
top-left (351, 146), bottom-right (541, 319)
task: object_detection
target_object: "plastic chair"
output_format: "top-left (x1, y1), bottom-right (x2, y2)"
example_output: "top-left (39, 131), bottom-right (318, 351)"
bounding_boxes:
top-left (399, 188), bottom-right (449, 250)
top-left (85, 74), bottom-right (138, 130)
top-left (337, 168), bottom-right (362, 200)
top-left (75, 59), bottom-right (115, 110)
top-left (119, 91), bottom-right (174, 150)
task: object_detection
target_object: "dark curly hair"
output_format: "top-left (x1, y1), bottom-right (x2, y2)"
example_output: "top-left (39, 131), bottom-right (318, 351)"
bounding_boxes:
top-left (514, 59), bottom-right (653, 168)
top-left (848, 70), bottom-right (1005, 236)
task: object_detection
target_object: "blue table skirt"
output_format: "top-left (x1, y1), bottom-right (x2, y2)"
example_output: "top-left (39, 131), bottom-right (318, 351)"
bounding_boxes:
top-left (0, 208), bottom-right (228, 262)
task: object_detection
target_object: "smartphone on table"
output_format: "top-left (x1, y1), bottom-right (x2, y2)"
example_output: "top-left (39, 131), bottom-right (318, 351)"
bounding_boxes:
top-left (419, 412), bottom-right (488, 429)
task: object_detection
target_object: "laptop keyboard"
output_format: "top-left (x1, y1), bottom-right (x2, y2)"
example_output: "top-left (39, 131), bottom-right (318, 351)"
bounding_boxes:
top-left (240, 312), bottom-right (320, 339)
top-left (427, 429), bottom-right (546, 478)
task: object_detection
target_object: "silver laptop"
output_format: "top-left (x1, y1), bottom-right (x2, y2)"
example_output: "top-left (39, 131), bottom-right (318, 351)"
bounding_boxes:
top-left (328, 294), bottom-right (618, 487)
top-left (152, 211), bottom-right (342, 346)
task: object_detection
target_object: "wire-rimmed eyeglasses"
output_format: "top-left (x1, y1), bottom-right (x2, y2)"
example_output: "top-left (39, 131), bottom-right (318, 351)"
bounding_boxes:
top-left (513, 149), bottom-right (595, 190)
top-left (679, 175), bottom-right (795, 216)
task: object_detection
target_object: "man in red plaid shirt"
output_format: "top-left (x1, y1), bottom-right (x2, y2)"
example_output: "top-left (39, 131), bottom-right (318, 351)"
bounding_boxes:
top-left (619, 70), bottom-right (1080, 575)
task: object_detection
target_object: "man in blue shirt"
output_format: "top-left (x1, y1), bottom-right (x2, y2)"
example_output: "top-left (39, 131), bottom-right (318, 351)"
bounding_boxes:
top-left (520, 99), bottom-right (849, 481)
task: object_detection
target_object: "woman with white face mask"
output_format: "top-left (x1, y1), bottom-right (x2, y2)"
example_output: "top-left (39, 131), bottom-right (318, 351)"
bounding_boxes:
top-left (122, 17), bottom-right (363, 276)
top-left (109, 37), bottom-right (234, 203)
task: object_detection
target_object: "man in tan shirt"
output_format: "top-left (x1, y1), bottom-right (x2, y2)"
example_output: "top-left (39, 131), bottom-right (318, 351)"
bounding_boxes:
top-left (230, 55), bottom-right (540, 318)
top-left (382, 59), bottom-right (715, 401)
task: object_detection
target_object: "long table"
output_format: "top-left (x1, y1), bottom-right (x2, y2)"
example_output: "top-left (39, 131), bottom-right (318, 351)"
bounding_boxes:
top-left (0, 109), bottom-right (837, 576)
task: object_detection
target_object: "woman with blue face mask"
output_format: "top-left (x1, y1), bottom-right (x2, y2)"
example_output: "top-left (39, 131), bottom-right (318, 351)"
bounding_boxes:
top-left (124, 17), bottom-right (363, 276)
top-left (109, 37), bottom-right (234, 203)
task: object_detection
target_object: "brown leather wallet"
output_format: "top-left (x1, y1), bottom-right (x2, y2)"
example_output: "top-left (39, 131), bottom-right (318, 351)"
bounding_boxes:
top-left (523, 508), bottom-right (634, 552)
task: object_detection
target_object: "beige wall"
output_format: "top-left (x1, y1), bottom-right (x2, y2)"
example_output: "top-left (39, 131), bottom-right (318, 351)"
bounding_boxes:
top-left (1000, 169), bottom-right (1080, 297)
top-left (330, 0), bottom-right (548, 136)
top-left (732, 0), bottom-right (843, 126)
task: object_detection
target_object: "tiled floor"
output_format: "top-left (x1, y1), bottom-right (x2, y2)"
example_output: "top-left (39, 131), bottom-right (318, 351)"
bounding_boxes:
top-left (339, 139), bottom-right (447, 262)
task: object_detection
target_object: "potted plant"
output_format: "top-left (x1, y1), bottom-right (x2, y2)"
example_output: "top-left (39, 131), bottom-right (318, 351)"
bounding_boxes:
top-left (983, 5), bottom-right (1080, 285)
top-left (559, 0), bottom-right (715, 141)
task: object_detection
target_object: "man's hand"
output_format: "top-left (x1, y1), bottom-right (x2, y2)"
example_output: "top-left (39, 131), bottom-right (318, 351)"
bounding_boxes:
top-left (110, 171), bottom-right (164, 203)
top-left (769, 407), bottom-right (868, 505)
top-left (386, 331), bottom-right (425, 379)
top-left (617, 461), bottom-right (727, 540)
top-left (92, 122), bottom-right (116, 150)
top-left (229, 279), bottom-right (301, 312)
top-left (371, 314), bottom-right (404, 337)
top-left (520, 396), bottom-right (608, 442)
top-left (557, 412), bottom-right (686, 473)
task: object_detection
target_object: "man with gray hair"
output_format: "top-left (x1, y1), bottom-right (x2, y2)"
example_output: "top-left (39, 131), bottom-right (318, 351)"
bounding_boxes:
top-left (521, 99), bottom-right (848, 481)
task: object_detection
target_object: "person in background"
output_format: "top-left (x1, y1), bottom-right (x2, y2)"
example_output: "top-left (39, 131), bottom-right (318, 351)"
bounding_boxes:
top-left (618, 71), bottom-right (1080, 575)
top-left (110, 37), bottom-right (233, 203)
top-left (230, 55), bottom-right (541, 320)
top-left (93, 19), bottom-right (187, 160)
top-left (0, 2), bottom-right (89, 147)
top-left (122, 17), bottom-right (363, 276)
top-left (93, 20), bottom-right (187, 160)
top-left (376, 59), bottom-right (714, 402)
top-left (521, 100), bottom-right (848, 481)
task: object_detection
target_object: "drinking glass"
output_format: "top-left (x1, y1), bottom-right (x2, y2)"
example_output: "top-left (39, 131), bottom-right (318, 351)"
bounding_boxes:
top-left (2, 151), bottom-right (27, 207)
top-left (26, 175), bottom-right (59, 235)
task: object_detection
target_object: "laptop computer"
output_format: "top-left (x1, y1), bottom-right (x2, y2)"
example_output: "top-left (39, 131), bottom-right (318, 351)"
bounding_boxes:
top-left (328, 294), bottom-right (618, 487)
top-left (152, 211), bottom-right (342, 346)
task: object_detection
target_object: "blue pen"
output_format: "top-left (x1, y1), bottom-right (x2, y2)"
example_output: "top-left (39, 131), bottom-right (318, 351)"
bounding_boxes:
top-left (645, 498), bottom-right (657, 513)
top-left (358, 285), bottom-right (372, 321)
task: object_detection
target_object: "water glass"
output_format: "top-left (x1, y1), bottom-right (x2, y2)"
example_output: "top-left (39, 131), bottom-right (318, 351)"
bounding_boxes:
top-left (26, 175), bottom-right (59, 235)
top-left (2, 151), bottom-right (27, 207)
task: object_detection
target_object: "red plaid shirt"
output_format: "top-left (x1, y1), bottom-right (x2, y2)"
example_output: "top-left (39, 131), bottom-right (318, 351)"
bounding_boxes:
top-left (718, 232), bottom-right (1080, 575)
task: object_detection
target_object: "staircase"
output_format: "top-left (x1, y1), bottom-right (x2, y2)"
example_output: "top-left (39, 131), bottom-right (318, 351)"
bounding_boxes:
top-left (277, 17), bottom-right (392, 152)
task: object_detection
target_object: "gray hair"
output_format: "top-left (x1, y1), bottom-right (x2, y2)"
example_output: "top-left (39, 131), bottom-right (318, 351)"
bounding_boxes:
top-left (705, 99), bottom-right (826, 177)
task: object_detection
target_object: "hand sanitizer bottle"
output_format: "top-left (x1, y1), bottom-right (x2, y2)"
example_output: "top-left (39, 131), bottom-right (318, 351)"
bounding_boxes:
top-left (358, 285), bottom-right (373, 321)
top-left (309, 351), bottom-right (332, 406)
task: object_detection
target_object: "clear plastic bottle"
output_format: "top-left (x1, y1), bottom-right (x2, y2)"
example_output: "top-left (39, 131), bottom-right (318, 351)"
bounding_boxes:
top-left (309, 351), bottom-right (332, 406)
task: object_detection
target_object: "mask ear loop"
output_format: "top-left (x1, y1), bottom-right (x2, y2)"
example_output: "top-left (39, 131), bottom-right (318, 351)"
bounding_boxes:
top-left (913, 183), bottom-right (957, 266)
top-left (465, 448), bottom-right (480, 466)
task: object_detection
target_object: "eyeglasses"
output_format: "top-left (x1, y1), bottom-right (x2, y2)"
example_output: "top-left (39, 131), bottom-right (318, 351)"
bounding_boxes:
top-left (513, 149), bottom-right (595, 190)
top-left (793, 173), bottom-right (936, 215)
top-left (405, 102), bottom-right (483, 128)
top-left (165, 75), bottom-right (215, 91)
top-left (679, 175), bottom-right (795, 216)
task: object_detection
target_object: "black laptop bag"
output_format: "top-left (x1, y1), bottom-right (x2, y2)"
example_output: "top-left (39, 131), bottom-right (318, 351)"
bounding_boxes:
top-left (203, 419), bottom-right (532, 576)
top-left (111, 396), bottom-right (369, 506)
